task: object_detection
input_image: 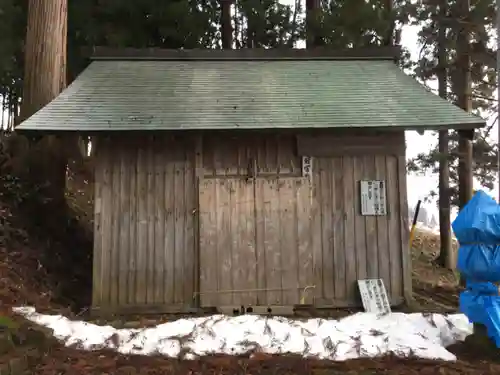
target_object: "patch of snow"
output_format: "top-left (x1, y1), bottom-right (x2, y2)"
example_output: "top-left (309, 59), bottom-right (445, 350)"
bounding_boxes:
top-left (12, 307), bottom-right (472, 361)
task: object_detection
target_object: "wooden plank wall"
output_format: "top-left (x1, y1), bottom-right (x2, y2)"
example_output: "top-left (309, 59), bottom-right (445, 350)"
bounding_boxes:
top-left (93, 135), bottom-right (196, 312)
top-left (312, 154), bottom-right (408, 306)
top-left (198, 131), bottom-right (409, 308)
top-left (300, 131), bottom-right (410, 306)
top-left (92, 130), bottom-right (409, 313)
top-left (203, 133), bottom-right (301, 177)
top-left (198, 177), bottom-right (314, 307)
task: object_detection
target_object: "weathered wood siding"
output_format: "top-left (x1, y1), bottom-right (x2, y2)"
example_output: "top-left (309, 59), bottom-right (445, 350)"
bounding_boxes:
top-left (199, 177), bottom-right (314, 307)
top-left (311, 154), bottom-right (409, 306)
top-left (298, 131), bottom-right (410, 306)
top-left (197, 131), bottom-right (409, 308)
top-left (93, 135), bottom-right (196, 313)
top-left (92, 130), bottom-right (410, 313)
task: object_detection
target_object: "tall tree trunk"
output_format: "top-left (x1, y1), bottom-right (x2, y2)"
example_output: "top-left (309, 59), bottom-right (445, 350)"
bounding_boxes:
top-left (20, 0), bottom-right (67, 120)
top-left (246, 12), bottom-right (256, 48)
top-left (306, 0), bottom-right (322, 48)
top-left (383, 0), bottom-right (394, 46)
top-left (18, 0), bottom-right (68, 209)
top-left (456, 0), bottom-right (473, 211)
top-left (436, 0), bottom-right (453, 269)
top-left (221, 0), bottom-right (232, 49)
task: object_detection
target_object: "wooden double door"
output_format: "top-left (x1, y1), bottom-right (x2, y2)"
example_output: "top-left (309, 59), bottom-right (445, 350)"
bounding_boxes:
top-left (198, 177), bottom-right (314, 307)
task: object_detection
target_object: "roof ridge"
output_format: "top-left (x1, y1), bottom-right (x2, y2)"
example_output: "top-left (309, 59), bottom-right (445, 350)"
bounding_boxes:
top-left (87, 46), bottom-right (401, 61)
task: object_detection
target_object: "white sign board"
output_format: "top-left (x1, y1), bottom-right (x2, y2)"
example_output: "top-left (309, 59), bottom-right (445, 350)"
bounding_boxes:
top-left (302, 156), bottom-right (313, 180)
top-left (360, 180), bottom-right (387, 216)
top-left (357, 278), bottom-right (391, 315)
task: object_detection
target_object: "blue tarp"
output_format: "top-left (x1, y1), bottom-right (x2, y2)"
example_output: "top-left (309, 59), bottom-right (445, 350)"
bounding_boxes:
top-left (457, 244), bottom-right (500, 282)
top-left (454, 191), bottom-right (500, 282)
top-left (453, 191), bottom-right (500, 245)
top-left (454, 190), bottom-right (500, 347)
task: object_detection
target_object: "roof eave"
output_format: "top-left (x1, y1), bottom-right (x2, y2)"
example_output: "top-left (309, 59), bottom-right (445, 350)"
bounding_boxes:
top-left (15, 122), bottom-right (486, 135)
top-left (406, 122), bottom-right (486, 131)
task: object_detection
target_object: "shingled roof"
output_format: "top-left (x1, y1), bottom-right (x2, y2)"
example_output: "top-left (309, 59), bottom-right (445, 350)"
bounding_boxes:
top-left (16, 48), bottom-right (485, 132)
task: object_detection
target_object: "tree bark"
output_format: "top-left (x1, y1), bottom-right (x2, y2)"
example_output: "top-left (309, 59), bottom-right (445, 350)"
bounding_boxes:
top-left (18, 0), bottom-right (68, 208)
top-left (455, 2), bottom-right (479, 339)
top-left (221, 0), bottom-right (232, 49)
top-left (436, 0), bottom-right (453, 269)
top-left (383, 0), bottom-right (394, 46)
top-left (306, 0), bottom-right (323, 48)
top-left (456, 0), bottom-right (473, 212)
top-left (20, 0), bottom-right (67, 121)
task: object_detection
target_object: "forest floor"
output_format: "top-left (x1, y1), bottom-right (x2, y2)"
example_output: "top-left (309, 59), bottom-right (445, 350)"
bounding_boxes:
top-left (1, 153), bottom-right (499, 374)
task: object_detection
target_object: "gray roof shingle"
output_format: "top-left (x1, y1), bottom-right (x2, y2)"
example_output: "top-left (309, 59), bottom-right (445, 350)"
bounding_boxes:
top-left (16, 59), bottom-right (485, 131)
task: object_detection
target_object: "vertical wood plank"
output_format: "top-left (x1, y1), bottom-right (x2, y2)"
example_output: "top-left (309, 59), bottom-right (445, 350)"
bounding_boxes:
top-left (217, 179), bottom-right (232, 306)
top-left (110, 143), bottom-right (121, 306)
top-left (310, 162), bottom-right (323, 303)
top-left (163, 142), bottom-right (175, 304)
top-left (364, 156), bottom-right (379, 279)
top-left (92, 139), bottom-right (103, 307)
top-left (374, 155), bottom-right (390, 294)
top-left (227, 180), bottom-right (236, 305)
top-left (100, 141), bottom-right (112, 306)
top-left (118, 140), bottom-right (131, 306)
top-left (342, 157), bottom-right (357, 302)
top-left (255, 178), bottom-right (267, 305)
top-left (333, 157), bottom-right (346, 302)
top-left (353, 156), bottom-right (367, 282)
top-left (279, 179), bottom-right (298, 304)
top-left (397, 154), bottom-right (412, 303)
top-left (128, 140), bottom-right (137, 305)
top-left (136, 144), bottom-right (148, 304)
top-left (213, 178), bottom-right (221, 306)
top-left (320, 159), bottom-right (334, 300)
top-left (183, 146), bottom-right (195, 304)
top-left (193, 135), bottom-right (203, 306)
top-left (154, 137), bottom-right (165, 303)
top-left (231, 179), bottom-right (244, 304)
top-left (199, 179), bottom-right (217, 306)
top-left (386, 156), bottom-right (402, 301)
top-left (174, 149), bottom-right (186, 303)
top-left (296, 178), bottom-right (314, 303)
top-left (262, 179), bottom-right (281, 305)
top-left (240, 179), bottom-right (257, 305)
top-left (146, 137), bottom-right (156, 304)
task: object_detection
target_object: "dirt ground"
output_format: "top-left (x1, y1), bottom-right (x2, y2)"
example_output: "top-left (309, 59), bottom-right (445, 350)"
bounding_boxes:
top-left (32, 348), bottom-right (500, 375)
top-left (1, 164), bottom-right (499, 375)
top-left (6, 227), bottom-right (500, 375)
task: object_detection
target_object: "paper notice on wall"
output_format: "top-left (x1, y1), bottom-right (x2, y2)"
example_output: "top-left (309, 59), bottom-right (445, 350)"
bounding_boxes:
top-left (360, 180), bottom-right (387, 216)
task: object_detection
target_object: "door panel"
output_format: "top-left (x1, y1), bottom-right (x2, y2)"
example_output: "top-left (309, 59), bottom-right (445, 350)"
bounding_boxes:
top-left (254, 178), bottom-right (314, 305)
top-left (199, 177), bottom-right (313, 307)
top-left (199, 178), bottom-right (256, 307)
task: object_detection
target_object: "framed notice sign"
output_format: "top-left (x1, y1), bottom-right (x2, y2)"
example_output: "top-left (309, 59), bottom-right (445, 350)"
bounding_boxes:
top-left (360, 180), bottom-right (387, 216)
top-left (302, 156), bottom-right (313, 181)
top-left (357, 278), bottom-right (391, 315)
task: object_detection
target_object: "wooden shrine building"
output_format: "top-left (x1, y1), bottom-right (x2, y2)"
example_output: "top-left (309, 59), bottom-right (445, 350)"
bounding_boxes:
top-left (16, 47), bottom-right (485, 316)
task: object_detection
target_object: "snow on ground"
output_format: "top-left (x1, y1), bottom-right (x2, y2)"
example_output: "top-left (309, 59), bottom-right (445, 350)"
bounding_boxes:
top-left (13, 307), bottom-right (472, 361)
